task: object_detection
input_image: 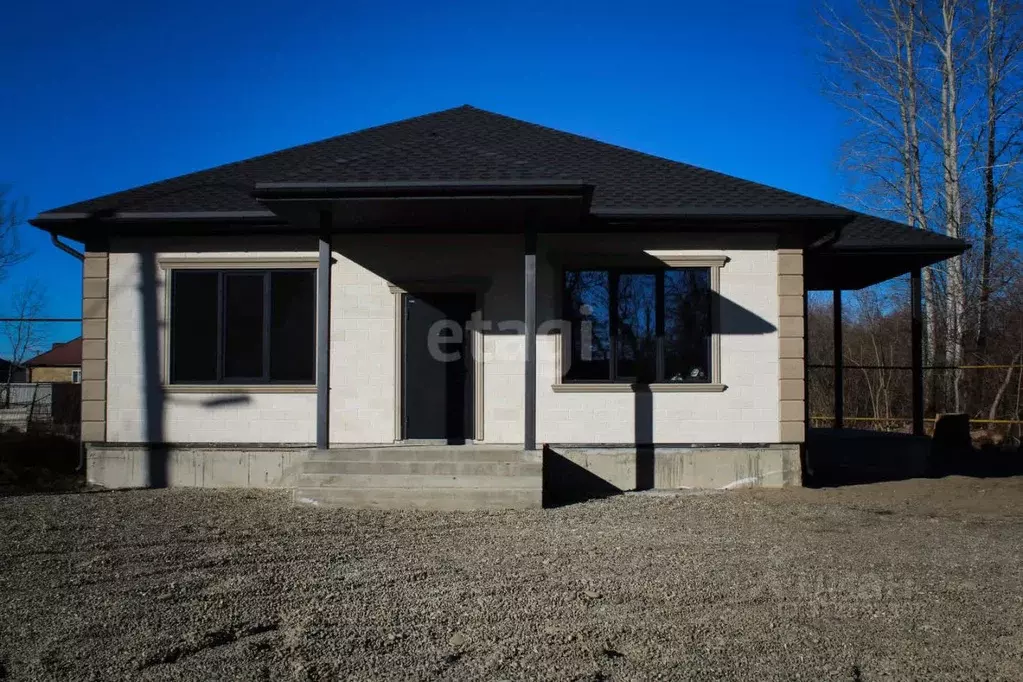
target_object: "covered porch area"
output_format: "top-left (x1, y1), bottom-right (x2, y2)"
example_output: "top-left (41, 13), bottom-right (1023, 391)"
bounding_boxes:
top-left (256, 180), bottom-right (838, 453)
top-left (803, 219), bottom-right (968, 484)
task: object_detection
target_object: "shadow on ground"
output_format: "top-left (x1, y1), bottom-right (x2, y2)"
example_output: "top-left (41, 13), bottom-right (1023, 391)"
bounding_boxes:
top-left (0, 432), bottom-right (85, 495)
top-left (805, 427), bottom-right (1023, 488)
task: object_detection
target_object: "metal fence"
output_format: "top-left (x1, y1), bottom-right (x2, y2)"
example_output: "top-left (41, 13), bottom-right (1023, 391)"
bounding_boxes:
top-left (807, 364), bottom-right (1023, 445)
top-left (0, 382), bottom-right (81, 439)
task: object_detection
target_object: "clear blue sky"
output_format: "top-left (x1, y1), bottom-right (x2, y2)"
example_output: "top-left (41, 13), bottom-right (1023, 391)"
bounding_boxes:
top-left (0, 0), bottom-right (847, 354)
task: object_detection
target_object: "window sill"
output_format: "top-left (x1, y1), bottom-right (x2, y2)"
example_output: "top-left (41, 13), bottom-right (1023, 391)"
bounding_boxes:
top-left (551, 383), bottom-right (726, 393)
top-left (164, 384), bottom-right (317, 394)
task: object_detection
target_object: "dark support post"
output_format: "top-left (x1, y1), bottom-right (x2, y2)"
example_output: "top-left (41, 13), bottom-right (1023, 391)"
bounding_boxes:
top-left (833, 288), bottom-right (843, 429)
top-left (316, 212), bottom-right (332, 449)
top-left (524, 230), bottom-right (537, 451)
top-left (911, 268), bottom-right (924, 436)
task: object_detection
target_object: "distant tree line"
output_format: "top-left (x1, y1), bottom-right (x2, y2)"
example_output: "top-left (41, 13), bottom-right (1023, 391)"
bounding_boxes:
top-left (808, 278), bottom-right (1023, 440)
top-left (818, 0), bottom-right (1023, 437)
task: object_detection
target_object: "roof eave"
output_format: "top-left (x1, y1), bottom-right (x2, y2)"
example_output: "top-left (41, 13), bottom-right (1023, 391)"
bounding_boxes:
top-left (591, 207), bottom-right (856, 221)
top-left (821, 241), bottom-right (971, 255)
top-left (30, 210), bottom-right (282, 227)
top-left (29, 210), bottom-right (289, 242)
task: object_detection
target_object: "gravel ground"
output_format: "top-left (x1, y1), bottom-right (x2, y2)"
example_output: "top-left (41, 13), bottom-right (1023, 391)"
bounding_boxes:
top-left (1, 477), bottom-right (1022, 681)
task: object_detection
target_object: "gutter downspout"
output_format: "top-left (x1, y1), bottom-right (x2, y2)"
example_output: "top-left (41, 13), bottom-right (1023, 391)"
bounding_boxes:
top-left (49, 232), bottom-right (86, 470)
top-left (50, 232), bottom-right (85, 261)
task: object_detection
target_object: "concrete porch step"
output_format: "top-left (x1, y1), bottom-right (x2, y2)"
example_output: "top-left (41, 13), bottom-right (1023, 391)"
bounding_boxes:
top-left (296, 446), bottom-right (542, 510)
top-left (297, 472), bottom-right (542, 489)
top-left (304, 446), bottom-right (532, 464)
top-left (302, 459), bottom-right (541, 477)
top-left (294, 486), bottom-right (541, 510)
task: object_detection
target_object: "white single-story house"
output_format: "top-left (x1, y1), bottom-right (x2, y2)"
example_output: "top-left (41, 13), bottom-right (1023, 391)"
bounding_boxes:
top-left (32, 106), bottom-right (967, 508)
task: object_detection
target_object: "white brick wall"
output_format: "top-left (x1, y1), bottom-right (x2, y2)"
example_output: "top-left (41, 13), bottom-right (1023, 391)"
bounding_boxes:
top-left (105, 232), bottom-right (780, 445)
top-left (329, 234), bottom-right (523, 443)
top-left (329, 253), bottom-right (395, 443)
top-left (536, 234), bottom-right (780, 444)
top-left (106, 237), bottom-right (318, 443)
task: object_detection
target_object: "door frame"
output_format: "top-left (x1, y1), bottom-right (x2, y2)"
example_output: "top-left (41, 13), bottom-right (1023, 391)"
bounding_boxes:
top-left (388, 279), bottom-right (488, 443)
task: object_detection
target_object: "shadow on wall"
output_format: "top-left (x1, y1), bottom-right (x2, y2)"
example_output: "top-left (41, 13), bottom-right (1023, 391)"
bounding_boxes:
top-left (542, 446), bottom-right (622, 507)
top-left (131, 233), bottom-right (781, 487)
top-left (139, 251), bottom-right (166, 487)
top-left (135, 251), bottom-right (252, 488)
top-left (635, 387), bottom-right (653, 490)
top-left (341, 234), bottom-right (783, 490)
top-left (334, 235), bottom-right (779, 336)
top-left (715, 292), bottom-right (776, 335)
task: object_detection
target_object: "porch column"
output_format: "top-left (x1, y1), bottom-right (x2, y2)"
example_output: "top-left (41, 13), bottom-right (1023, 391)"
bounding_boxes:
top-left (911, 268), bottom-right (924, 436)
top-left (833, 288), bottom-right (843, 429)
top-left (524, 230), bottom-right (537, 451)
top-left (316, 211), bottom-right (332, 449)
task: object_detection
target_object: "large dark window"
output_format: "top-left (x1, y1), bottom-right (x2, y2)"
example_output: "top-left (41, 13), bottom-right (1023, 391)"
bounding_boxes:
top-left (563, 267), bottom-right (712, 383)
top-left (170, 269), bottom-right (315, 384)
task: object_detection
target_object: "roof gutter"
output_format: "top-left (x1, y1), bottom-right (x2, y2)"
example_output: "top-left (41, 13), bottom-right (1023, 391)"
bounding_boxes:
top-left (252, 180), bottom-right (595, 203)
top-left (591, 208), bottom-right (855, 248)
top-left (31, 210), bottom-right (280, 226)
top-left (592, 207), bottom-right (857, 221)
top-left (30, 210), bottom-right (287, 241)
top-left (820, 243), bottom-right (971, 255)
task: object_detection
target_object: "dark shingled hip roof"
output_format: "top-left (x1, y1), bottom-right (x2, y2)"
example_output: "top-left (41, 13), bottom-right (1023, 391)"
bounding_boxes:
top-left (38, 105), bottom-right (965, 253)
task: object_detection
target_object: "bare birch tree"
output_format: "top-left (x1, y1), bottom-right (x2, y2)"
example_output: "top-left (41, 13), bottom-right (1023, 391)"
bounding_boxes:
top-left (923, 0), bottom-right (970, 410)
top-left (819, 0), bottom-right (1023, 418)
top-left (819, 0), bottom-right (941, 384)
top-left (894, 0), bottom-right (942, 378)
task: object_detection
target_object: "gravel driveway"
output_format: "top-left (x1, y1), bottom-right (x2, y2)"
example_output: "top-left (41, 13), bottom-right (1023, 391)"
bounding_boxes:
top-left (1, 477), bottom-right (1022, 681)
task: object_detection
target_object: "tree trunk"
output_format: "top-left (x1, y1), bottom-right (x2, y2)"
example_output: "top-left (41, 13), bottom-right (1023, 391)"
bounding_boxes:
top-left (937, 0), bottom-right (966, 412)
top-left (978, 0), bottom-right (998, 350)
top-left (903, 0), bottom-right (939, 409)
top-left (987, 351), bottom-right (1021, 433)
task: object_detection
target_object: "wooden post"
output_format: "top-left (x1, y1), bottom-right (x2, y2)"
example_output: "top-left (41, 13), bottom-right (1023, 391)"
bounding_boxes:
top-left (26, 383), bottom-right (39, 428)
top-left (833, 288), bottom-right (843, 429)
top-left (911, 268), bottom-right (924, 436)
top-left (524, 231), bottom-right (537, 451)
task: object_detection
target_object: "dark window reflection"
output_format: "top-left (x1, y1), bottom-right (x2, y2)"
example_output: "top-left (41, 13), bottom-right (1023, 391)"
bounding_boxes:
top-left (562, 267), bottom-right (712, 384)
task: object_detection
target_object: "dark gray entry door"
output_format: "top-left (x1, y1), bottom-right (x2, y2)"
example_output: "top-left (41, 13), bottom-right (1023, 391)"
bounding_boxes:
top-left (403, 293), bottom-right (475, 442)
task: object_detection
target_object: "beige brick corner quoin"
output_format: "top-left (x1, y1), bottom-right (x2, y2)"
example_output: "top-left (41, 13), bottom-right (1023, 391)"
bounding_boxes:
top-left (778, 248), bottom-right (805, 443)
top-left (81, 251), bottom-right (108, 443)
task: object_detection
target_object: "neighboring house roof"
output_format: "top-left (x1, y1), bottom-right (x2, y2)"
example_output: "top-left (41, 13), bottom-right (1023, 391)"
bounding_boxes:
top-left (32, 105), bottom-right (966, 254)
top-left (25, 338), bottom-right (82, 368)
top-left (0, 357), bottom-right (24, 376)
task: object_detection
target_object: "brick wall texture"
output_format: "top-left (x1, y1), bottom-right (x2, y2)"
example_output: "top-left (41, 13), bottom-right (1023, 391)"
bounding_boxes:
top-left (103, 232), bottom-right (790, 445)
